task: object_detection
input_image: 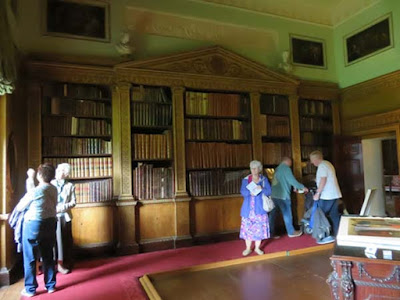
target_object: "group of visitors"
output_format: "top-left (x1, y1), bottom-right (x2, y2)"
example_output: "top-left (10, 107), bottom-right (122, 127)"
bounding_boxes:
top-left (240, 150), bottom-right (341, 256)
top-left (11, 163), bottom-right (76, 297)
top-left (11, 151), bottom-right (340, 295)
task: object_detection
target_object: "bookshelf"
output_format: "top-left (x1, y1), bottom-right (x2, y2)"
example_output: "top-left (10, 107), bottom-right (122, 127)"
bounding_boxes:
top-left (184, 91), bottom-right (252, 197)
top-left (131, 85), bottom-right (175, 201)
top-left (24, 47), bottom-right (340, 255)
top-left (41, 83), bottom-right (113, 205)
top-left (260, 94), bottom-right (292, 167)
top-left (299, 98), bottom-right (333, 176)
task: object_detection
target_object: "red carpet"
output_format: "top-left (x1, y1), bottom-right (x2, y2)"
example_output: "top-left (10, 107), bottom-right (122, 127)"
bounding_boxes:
top-left (26, 235), bottom-right (320, 299)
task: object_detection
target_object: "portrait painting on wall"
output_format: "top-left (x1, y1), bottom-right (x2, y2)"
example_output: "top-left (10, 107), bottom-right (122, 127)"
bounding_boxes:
top-left (290, 35), bottom-right (326, 69)
top-left (44, 0), bottom-right (110, 42)
top-left (345, 14), bottom-right (393, 66)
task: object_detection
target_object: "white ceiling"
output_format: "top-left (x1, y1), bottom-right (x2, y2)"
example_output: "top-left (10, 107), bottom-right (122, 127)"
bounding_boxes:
top-left (198, 0), bottom-right (382, 26)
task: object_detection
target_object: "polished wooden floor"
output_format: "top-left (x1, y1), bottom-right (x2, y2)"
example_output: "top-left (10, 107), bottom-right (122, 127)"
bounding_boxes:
top-left (144, 249), bottom-right (333, 300)
top-left (1, 248), bottom-right (333, 300)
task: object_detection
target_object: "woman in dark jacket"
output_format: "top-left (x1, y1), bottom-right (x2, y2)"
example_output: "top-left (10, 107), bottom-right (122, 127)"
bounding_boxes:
top-left (240, 160), bottom-right (271, 256)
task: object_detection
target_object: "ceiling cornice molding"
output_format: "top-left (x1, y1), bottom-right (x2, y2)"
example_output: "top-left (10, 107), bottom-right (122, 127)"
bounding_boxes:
top-left (190, 0), bottom-right (333, 28)
top-left (192, 0), bottom-right (382, 28)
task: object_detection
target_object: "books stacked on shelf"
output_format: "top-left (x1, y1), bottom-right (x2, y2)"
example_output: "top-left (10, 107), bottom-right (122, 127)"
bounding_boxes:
top-left (301, 132), bottom-right (332, 146)
top-left (259, 94), bottom-right (289, 115)
top-left (301, 146), bottom-right (328, 161)
top-left (44, 83), bottom-right (110, 100)
top-left (131, 102), bottom-right (172, 127)
top-left (185, 91), bottom-right (249, 117)
top-left (185, 119), bottom-right (250, 141)
top-left (302, 163), bottom-right (317, 175)
top-left (42, 116), bottom-right (111, 136)
top-left (75, 178), bottom-right (113, 204)
top-left (44, 97), bottom-right (111, 117)
top-left (131, 86), bottom-right (171, 103)
top-left (260, 115), bottom-right (290, 137)
top-left (42, 83), bottom-right (113, 205)
top-left (133, 130), bottom-right (172, 160)
top-left (262, 143), bottom-right (291, 165)
top-left (299, 99), bottom-right (332, 116)
top-left (43, 157), bottom-right (112, 178)
top-left (186, 142), bottom-right (252, 169)
top-left (188, 169), bottom-right (249, 197)
top-left (43, 137), bottom-right (112, 156)
top-left (300, 117), bottom-right (332, 132)
top-left (133, 163), bottom-right (174, 200)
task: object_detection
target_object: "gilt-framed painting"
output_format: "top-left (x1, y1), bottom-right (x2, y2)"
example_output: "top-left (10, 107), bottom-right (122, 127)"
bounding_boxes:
top-left (344, 14), bottom-right (393, 66)
top-left (43, 0), bottom-right (110, 42)
top-left (290, 34), bottom-right (326, 69)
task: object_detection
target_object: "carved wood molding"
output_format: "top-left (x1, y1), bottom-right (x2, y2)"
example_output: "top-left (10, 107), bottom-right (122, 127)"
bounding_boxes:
top-left (341, 69), bottom-right (400, 101)
top-left (116, 46), bottom-right (298, 85)
top-left (343, 108), bottom-right (400, 133)
top-left (116, 69), bottom-right (297, 95)
top-left (327, 260), bottom-right (340, 300)
top-left (340, 261), bottom-right (354, 300)
top-left (25, 62), bottom-right (114, 85)
top-left (298, 80), bottom-right (340, 100)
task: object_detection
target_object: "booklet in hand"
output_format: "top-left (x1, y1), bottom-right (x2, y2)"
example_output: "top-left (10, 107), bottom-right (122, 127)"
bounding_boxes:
top-left (246, 181), bottom-right (261, 195)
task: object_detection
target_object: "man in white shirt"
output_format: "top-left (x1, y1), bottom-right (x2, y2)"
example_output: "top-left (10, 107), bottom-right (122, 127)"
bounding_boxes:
top-left (310, 150), bottom-right (342, 236)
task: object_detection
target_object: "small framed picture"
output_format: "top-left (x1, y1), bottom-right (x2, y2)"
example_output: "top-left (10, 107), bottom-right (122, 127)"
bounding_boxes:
top-left (344, 14), bottom-right (393, 66)
top-left (43, 0), bottom-right (110, 42)
top-left (290, 34), bottom-right (326, 69)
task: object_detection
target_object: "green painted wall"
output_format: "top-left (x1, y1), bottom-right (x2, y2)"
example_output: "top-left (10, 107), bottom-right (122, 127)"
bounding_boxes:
top-left (334, 0), bottom-right (400, 88)
top-left (15, 0), bottom-right (336, 82)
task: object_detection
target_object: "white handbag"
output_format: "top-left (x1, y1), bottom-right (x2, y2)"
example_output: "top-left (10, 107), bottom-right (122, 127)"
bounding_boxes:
top-left (262, 194), bottom-right (275, 212)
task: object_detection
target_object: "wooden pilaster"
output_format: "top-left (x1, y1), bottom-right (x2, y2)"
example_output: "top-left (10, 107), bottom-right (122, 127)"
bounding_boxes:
top-left (250, 92), bottom-right (262, 162)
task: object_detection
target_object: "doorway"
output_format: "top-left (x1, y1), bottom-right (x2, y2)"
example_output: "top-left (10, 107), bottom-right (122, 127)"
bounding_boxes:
top-left (336, 126), bottom-right (400, 217)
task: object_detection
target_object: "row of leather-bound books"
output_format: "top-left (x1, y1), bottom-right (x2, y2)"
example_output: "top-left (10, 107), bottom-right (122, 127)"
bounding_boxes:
top-left (42, 116), bottom-right (111, 136)
top-left (43, 157), bottom-right (112, 178)
top-left (185, 91), bottom-right (249, 117)
top-left (131, 86), bottom-right (171, 103)
top-left (42, 137), bottom-right (112, 156)
top-left (74, 179), bottom-right (113, 204)
top-left (301, 146), bottom-right (329, 161)
top-left (260, 115), bottom-right (290, 137)
top-left (45, 97), bottom-right (112, 117)
top-left (185, 142), bottom-right (252, 169)
top-left (133, 163), bottom-right (174, 200)
top-left (131, 102), bottom-right (172, 127)
top-left (188, 169), bottom-right (249, 197)
top-left (300, 117), bottom-right (333, 132)
top-left (44, 83), bottom-right (110, 100)
top-left (262, 143), bottom-right (292, 165)
top-left (299, 99), bottom-right (332, 116)
top-left (133, 131), bottom-right (172, 160)
top-left (301, 132), bottom-right (332, 146)
top-left (185, 118), bottom-right (250, 141)
top-left (259, 94), bottom-right (289, 115)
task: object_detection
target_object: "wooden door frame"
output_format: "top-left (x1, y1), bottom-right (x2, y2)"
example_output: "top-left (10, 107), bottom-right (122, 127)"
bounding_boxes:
top-left (348, 124), bottom-right (400, 173)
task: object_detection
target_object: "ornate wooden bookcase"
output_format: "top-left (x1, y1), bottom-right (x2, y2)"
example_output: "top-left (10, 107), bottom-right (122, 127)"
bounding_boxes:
top-left (25, 46), bottom-right (340, 254)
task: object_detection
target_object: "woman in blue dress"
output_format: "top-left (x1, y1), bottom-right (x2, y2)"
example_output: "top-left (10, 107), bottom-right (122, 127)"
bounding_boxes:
top-left (240, 160), bottom-right (271, 256)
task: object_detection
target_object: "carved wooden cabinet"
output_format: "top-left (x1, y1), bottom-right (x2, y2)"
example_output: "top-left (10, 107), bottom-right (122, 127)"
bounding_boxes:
top-left (328, 247), bottom-right (400, 300)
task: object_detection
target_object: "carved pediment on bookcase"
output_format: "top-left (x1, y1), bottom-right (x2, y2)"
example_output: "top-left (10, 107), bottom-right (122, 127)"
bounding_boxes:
top-left (116, 46), bottom-right (298, 86)
top-left (25, 61), bottom-right (114, 85)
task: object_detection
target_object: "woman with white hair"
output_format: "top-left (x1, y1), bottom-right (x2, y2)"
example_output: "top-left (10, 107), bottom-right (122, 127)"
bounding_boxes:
top-left (239, 160), bottom-right (271, 256)
top-left (51, 163), bottom-right (76, 274)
